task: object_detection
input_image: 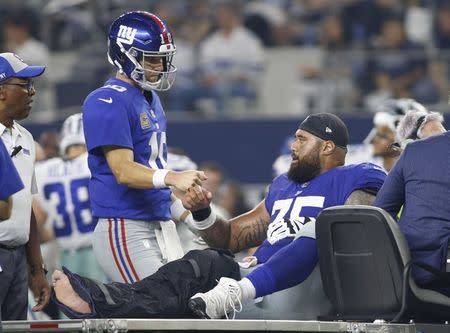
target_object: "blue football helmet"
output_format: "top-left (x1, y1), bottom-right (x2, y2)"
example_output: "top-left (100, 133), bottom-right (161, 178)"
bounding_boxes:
top-left (107, 11), bottom-right (177, 91)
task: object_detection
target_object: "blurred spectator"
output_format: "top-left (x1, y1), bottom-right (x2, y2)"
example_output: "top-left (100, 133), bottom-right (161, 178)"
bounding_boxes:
top-left (285, 0), bottom-right (334, 46)
top-left (369, 118), bottom-right (398, 172)
top-left (365, 98), bottom-right (427, 171)
top-left (199, 161), bottom-right (231, 219)
top-left (163, 3), bottom-right (212, 113)
top-left (365, 16), bottom-right (438, 109)
top-left (243, 1), bottom-right (290, 47)
top-left (428, 56), bottom-right (449, 104)
top-left (38, 130), bottom-right (59, 159)
top-left (2, 9), bottom-right (51, 115)
top-left (341, 0), bottom-right (403, 48)
top-left (197, 2), bottom-right (265, 114)
top-left (297, 14), bottom-right (354, 113)
top-left (220, 181), bottom-right (249, 217)
top-left (404, 3), bottom-right (433, 45)
top-left (434, 4), bottom-right (450, 49)
top-left (42, 0), bottom-right (98, 51)
top-left (2, 9), bottom-right (48, 66)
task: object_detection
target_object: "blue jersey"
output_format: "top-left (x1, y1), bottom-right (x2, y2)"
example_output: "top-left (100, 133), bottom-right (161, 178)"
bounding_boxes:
top-left (83, 78), bottom-right (171, 221)
top-left (254, 163), bottom-right (386, 263)
top-left (0, 139), bottom-right (24, 200)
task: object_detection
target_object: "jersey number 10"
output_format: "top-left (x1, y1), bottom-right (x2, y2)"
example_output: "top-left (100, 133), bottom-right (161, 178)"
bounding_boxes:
top-left (148, 131), bottom-right (167, 169)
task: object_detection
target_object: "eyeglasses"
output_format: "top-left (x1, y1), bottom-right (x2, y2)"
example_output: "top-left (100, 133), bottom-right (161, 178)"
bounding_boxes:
top-left (1, 81), bottom-right (35, 93)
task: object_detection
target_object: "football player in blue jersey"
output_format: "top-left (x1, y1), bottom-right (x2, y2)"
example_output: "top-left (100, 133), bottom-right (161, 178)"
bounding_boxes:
top-left (51, 113), bottom-right (386, 320)
top-left (82, 11), bottom-right (207, 283)
top-left (186, 113), bottom-right (387, 319)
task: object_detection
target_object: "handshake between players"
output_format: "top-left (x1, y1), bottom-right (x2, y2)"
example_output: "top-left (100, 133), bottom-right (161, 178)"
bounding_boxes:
top-left (165, 170), bottom-right (209, 194)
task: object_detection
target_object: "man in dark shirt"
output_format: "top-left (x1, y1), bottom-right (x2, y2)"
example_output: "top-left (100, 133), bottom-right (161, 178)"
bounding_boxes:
top-left (374, 115), bottom-right (449, 295)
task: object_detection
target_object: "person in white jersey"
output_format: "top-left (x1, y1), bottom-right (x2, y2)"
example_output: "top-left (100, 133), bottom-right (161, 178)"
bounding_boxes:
top-left (35, 113), bottom-right (107, 282)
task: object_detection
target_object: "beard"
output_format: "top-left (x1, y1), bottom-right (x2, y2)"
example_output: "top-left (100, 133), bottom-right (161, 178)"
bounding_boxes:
top-left (287, 150), bottom-right (321, 184)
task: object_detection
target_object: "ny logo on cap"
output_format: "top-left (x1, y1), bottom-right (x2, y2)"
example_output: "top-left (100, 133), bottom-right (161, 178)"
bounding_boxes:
top-left (325, 127), bottom-right (333, 133)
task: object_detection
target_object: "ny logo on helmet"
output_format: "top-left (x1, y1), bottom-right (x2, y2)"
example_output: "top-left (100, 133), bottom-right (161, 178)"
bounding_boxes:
top-left (117, 25), bottom-right (137, 45)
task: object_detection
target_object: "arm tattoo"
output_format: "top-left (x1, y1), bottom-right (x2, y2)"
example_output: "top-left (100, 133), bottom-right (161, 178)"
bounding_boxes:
top-left (230, 216), bottom-right (268, 253)
top-left (198, 217), bottom-right (231, 250)
top-left (345, 190), bottom-right (376, 205)
top-left (198, 214), bottom-right (269, 253)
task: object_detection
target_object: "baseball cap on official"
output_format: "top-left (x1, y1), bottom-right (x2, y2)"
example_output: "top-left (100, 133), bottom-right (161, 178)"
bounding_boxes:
top-left (0, 52), bottom-right (45, 83)
top-left (299, 113), bottom-right (349, 149)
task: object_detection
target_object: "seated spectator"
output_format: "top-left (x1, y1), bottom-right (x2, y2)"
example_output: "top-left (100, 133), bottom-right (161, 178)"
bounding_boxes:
top-left (341, 0), bottom-right (403, 48)
top-left (434, 4), bottom-right (450, 49)
top-left (198, 162), bottom-right (231, 220)
top-left (163, 8), bottom-right (212, 113)
top-left (197, 2), bottom-right (265, 114)
top-left (299, 14), bottom-right (354, 113)
top-left (365, 16), bottom-right (438, 107)
top-left (2, 9), bottom-right (51, 116)
top-left (2, 9), bottom-right (49, 67)
top-left (243, 1), bottom-right (290, 47)
top-left (38, 130), bottom-right (59, 159)
top-left (374, 110), bottom-right (449, 296)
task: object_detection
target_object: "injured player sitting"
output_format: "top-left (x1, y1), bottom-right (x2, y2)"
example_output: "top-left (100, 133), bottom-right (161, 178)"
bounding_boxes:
top-left (52, 114), bottom-right (386, 319)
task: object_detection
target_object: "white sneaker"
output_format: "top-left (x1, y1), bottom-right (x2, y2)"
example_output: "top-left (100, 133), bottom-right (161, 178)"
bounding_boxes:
top-left (189, 277), bottom-right (243, 319)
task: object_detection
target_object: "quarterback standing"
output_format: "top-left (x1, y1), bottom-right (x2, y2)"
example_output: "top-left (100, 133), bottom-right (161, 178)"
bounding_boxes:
top-left (83, 11), bottom-right (206, 283)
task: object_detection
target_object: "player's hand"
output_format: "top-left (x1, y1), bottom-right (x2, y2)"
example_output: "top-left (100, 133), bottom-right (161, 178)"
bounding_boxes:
top-left (182, 185), bottom-right (212, 211)
top-left (166, 170), bottom-right (207, 193)
top-left (267, 217), bottom-right (313, 245)
top-left (29, 270), bottom-right (51, 312)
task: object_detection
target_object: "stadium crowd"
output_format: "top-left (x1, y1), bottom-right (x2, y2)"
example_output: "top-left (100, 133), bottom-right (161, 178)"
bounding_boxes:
top-left (1, 0), bottom-right (450, 117)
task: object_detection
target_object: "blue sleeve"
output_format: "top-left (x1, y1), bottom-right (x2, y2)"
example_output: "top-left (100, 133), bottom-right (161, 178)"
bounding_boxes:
top-left (246, 237), bottom-right (317, 297)
top-left (0, 140), bottom-right (24, 200)
top-left (373, 150), bottom-right (406, 219)
top-left (264, 175), bottom-right (285, 213)
top-left (82, 93), bottom-right (133, 151)
top-left (264, 179), bottom-right (276, 213)
top-left (348, 163), bottom-right (386, 194)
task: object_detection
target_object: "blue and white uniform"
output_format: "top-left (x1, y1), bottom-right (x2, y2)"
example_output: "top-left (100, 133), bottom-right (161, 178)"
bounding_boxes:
top-left (35, 152), bottom-right (106, 282)
top-left (240, 163), bottom-right (386, 319)
top-left (83, 78), bottom-right (182, 283)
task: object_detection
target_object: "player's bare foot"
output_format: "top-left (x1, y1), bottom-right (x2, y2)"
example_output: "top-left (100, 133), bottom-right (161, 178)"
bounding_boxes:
top-left (52, 270), bottom-right (91, 314)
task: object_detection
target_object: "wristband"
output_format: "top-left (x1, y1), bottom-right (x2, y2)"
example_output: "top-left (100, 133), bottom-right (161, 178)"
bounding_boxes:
top-left (192, 206), bottom-right (211, 221)
top-left (191, 207), bottom-right (216, 230)
top-left (170, 199), bottom-right (190, 222)
top-left (152, 169), bottom-right (169, 188)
